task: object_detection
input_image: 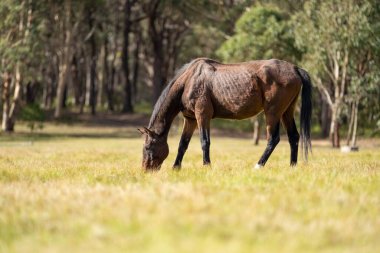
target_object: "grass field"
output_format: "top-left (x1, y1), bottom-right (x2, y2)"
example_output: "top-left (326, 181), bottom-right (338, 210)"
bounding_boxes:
top-left (0, 123), bottom-right (379, 253)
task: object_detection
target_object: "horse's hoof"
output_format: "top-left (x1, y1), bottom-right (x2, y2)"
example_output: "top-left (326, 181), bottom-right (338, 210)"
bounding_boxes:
top-left (203, 164), bottom-right (212, 168)
top-left (172, 165), bottom-right (181, 170)
top-left (253, 164), bottom-right (263, 170)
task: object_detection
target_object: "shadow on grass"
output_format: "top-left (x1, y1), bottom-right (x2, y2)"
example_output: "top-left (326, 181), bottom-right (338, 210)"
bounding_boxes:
top-left (0, 112), bottom-right (150, 142)
top-left (0, 129), bottom-right (142, 143)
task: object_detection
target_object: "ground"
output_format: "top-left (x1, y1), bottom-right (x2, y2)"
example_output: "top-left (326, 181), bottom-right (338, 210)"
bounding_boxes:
top-left (0, 121), bottom-right (379, 253)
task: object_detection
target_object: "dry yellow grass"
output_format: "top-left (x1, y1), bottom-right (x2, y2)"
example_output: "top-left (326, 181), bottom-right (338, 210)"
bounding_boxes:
top-left (0, 124), bottom-right (379, 253)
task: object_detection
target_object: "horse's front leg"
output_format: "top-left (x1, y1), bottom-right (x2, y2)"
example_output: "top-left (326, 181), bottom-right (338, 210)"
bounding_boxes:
top-left (195, 102), bottom-right (213, 166)
top-left (173, 117), bottom-right (197, 169)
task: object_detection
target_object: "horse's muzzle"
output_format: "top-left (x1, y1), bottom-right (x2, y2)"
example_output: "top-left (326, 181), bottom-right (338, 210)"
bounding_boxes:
top-left (142, 160), bottom-right (162, 171)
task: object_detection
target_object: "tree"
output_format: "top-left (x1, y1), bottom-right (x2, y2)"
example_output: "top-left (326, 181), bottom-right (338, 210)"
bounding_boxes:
top-left (0, 0), bottom-right (36, 131)
top-left (345, 4), bottom-right (380, 147)
top-left (121, 0), bottom-right (139, 113)
top-left (142, 0), bottom-right (190, 104)
top-left (86, 5), bottom-right (98, 115)
top-left (1, 0), bottom-right (256, 127)
top-left (217, 4), bottom-right (302, 62)
top-left (293, 0), bottom-right (380, 148)
top-left (53, 0), bottom-right (83, 118)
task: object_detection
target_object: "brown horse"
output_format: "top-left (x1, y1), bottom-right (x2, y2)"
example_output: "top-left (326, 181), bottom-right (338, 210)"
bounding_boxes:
top-left (139, 58), bottom-right (312, 170)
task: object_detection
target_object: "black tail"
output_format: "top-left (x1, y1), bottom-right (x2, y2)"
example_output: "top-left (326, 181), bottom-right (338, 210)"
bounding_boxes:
top-left (296, 67), bottom-right (312, 161)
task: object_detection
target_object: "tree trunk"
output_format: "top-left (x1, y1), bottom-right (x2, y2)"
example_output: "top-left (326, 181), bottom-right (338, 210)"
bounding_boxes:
top-left (55, 59), bottom-right (70, 118)
top-left (333, 122), bottom-right (340, 148)
top-left (25, 81), bottom-right (38, 105)
top-left (72, 55), bottom-right (81, 106)
top-left (62, 83), bottom-right (69, 108)
top-left (329, 106), bottom-right (341, 148)
top-left (6, 64), bottom-right (23, 131)
top-left (78, 50), bottom-right (86, 114)
top-left (320, 97), bottom-right (330, 138)
top-left (148, 0), bottom-right (165, 105)
top-left (104, 2), bottom-right (121, 112)
top-left (89, 41), bottom-right (97, 115)
top-left (88, 8), bottom-right (97, 115)
top-left (252, 117), bottom-right (261, 145)
top-left (54, 0), bottom-right (73, 118)
top-left (152, 39), bottom-right (165, 104)
top-left (105, 51), bottom-right (115, 112)
top-left (350, 100), bottom-right (359, 147)
top-left (44, 69), bottom-right (55, 110)
top-left (0, 74), bottom-right (2, 107)
top-left (1, 72), bottom-right (11, 131)
top-left (102, 38), bottom-right (109, 106)
top-left (43, 54), bottom-right (58, 110)
top-left (97, 47), bottom-right (104, 108)
top-left (1, 65), bottom-right (23, 132)
top-left (346, 102), bottom-right (355, 146)
top-left (103, 37), bottom-right (114, 112)
top-left (2, 0), bottom-right (32, 130)
top-left (79, 62), bottom-right (86, 114)
top-left (121, 0), bottom-right (134, 113)
top-left (132, 30), bottom-right (141, 102)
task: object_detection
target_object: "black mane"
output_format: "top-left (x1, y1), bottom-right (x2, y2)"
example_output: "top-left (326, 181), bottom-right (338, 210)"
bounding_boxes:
top-left (148, 60), bottom-right (197, 129)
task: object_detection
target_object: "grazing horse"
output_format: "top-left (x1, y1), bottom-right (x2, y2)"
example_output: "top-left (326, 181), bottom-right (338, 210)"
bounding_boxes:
top-left (139, 58), bottom-right (312, 170)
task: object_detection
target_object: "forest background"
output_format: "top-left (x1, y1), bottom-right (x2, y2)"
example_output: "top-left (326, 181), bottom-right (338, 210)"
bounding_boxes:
top-left (1, 0), bottom-right (379, 148)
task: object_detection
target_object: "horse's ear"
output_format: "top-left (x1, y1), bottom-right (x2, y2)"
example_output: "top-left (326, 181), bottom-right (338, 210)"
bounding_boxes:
top-left (143, 127), bottom-right (156, 137)
top-left (137, 128), bottom-right (145, 135)
top-left (138, 127), bottom-right (155, 137)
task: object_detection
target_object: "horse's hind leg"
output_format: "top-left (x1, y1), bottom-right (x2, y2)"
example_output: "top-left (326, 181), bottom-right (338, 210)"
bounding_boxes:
top-left (254, 115), bottom-right (280, 169)
top-left (173, 117), bottom-right (197, 169)
top-left (282, 104), bottom-right (300, 166)
top-left (196, 116), bottom-right (212, 165)
top-left (195, 101), bottom-right (213, 166)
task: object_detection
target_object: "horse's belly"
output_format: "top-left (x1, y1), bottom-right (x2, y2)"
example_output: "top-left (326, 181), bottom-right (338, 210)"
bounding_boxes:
top-left (210, 83), bottom-right (263, 119)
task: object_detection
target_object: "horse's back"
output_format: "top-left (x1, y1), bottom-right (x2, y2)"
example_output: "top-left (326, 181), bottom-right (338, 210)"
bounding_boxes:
top-left (181, 58), bottom-right (302, 120)
top-left (206, 61), bottom-right (264, 119)
top-left (207, 58), bottom-right (301, 89)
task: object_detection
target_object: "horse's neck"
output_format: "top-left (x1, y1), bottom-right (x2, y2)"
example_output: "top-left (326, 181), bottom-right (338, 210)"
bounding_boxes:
top-left (149, 89), bottom-right (182, 137)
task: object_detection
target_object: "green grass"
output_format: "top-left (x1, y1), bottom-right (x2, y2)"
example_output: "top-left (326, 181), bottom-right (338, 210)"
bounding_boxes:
top-left (0, 124), bottom-right (379, 253)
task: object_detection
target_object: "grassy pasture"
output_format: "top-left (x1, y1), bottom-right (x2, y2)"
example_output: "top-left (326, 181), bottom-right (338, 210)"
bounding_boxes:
top-left (0, 123), bottom-right (379, 253)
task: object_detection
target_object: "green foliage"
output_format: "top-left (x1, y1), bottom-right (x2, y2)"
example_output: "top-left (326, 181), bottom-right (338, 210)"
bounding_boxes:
top-left (0, 0), bottom-right (23, 70)
top-left (0, 0), bottom-right (46, 81)
top-left (293, 0), bottom-right (380, 127)
top-left (217, 4), bottom-right (302, 62)
top-left (179, 0), bottom-right (252, 64)
top-left (181, 24), bottom-right (227, 61)
top-left (293, 0), bottom-right (374, 75)
top-left (19, 103), bottom-right (45, 132)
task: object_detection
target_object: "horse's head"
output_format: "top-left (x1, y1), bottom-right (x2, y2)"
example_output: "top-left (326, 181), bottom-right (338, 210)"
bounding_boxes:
top-left (138, 127), bottom-right (169, 170)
